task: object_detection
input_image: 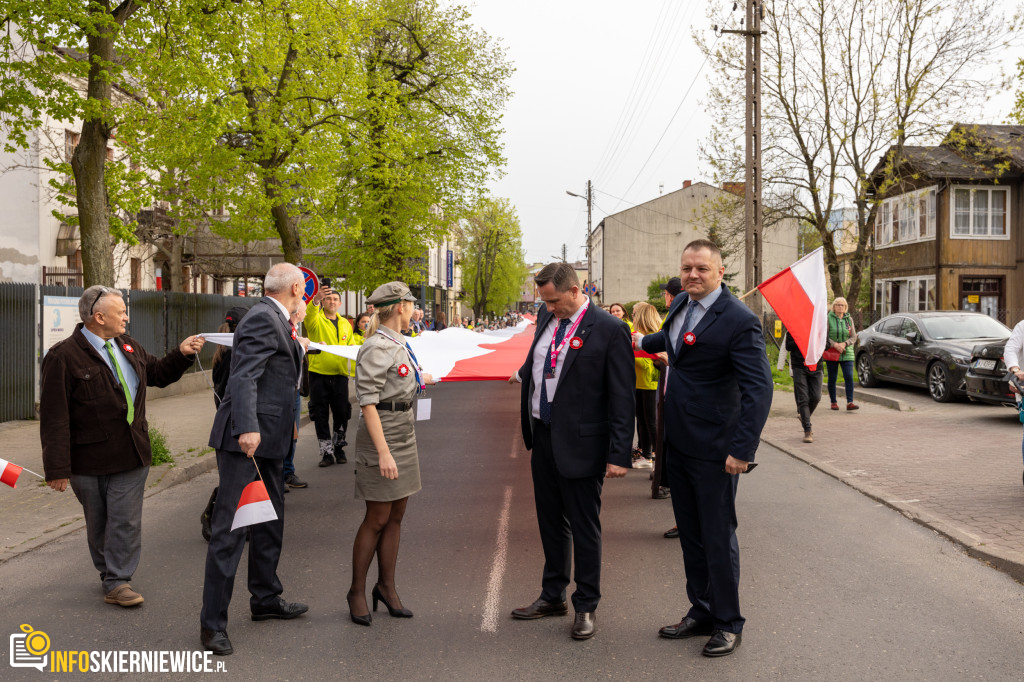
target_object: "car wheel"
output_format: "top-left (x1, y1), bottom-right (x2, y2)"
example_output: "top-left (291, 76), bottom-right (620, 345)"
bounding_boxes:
top-left (928, 362), bottom-right (955, 403)
top-left (857, 353), bottom-right (878, 388)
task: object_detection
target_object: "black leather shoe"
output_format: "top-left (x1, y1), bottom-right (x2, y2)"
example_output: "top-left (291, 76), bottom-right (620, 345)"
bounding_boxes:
top-left (251, 596), bottom-right (309, 621)
top-left (659, 616), bottom-right (714, 639)
top-left (702, 630), bottom-right (742, 657)
top-left (663, 526), bottom-right (679, 539)
top-left (201, 629), bottom-right (232, 656)
top-left (510, 598), bottom-right (569, 620)
top-left (654, 486), bottom-right (671, 499)
top-left (571, 612), bottom-right (596, 640)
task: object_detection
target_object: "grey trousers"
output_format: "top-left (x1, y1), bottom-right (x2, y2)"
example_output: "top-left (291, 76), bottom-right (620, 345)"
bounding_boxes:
top-left (70, 465), bottom-right (149, 593)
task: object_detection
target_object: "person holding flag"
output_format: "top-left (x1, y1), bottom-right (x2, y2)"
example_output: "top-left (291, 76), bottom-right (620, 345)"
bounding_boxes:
top-left (347, 281), bottom-right (435, 626)
top-left (40, 285), bottom-right (204, 608)
top-left (200, 263), bottom-right (310, 656)
top-left (632, 240), bottom-right (772, 658)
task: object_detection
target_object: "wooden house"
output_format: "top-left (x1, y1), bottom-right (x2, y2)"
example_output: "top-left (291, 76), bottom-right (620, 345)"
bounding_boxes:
top-left (868, 124), bottom-right (1024, 322)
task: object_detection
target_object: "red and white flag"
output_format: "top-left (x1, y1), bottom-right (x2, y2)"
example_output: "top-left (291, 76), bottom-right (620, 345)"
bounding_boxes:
top-left (0, 457), bottom-right (24, 488)
top-left (757, 247), bottom-right (828, 368)
top-left (231, 481), bottom-right (278, 531)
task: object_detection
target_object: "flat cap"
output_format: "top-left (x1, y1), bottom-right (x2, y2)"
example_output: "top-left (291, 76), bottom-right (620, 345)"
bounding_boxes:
top-left (366, 281), bottom-right (417, 306)
top-left (659, 277), bottom-right (683, 296)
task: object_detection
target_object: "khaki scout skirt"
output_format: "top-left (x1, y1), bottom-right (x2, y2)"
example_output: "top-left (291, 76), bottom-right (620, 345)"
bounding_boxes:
top-left (353, 406), bottom-right (421, 501)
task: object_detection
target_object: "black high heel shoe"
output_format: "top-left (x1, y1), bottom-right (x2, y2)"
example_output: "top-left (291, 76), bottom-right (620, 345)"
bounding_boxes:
top-left (347, 593), bottom-right (372, 626)
top-left (372, 584), bottom-right (413, 618)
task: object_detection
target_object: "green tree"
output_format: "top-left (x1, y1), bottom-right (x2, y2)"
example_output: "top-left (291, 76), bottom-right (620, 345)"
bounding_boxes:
top-left (0, 1), bottom-right (156, 286)
top-left (646, 274), bottom-right (676, 313)
top-left (460, 197), bottom-right (527, 317)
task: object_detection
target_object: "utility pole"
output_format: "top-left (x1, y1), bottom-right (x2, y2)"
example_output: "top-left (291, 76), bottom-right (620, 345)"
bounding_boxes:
top-left (566, 181), bottom-right (593, 279)
top-left (720, 1), bottom-right (763, 314)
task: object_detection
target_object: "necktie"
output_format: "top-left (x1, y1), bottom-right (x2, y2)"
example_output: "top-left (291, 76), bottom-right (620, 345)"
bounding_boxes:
top-left (539, 318), bottom-right (571, 425)
top-left (404, 342), bottom-right (423, 395)
top-left (676, 300), bottom-right (699, 352)
top-left (105, 341), bottom-right (134, 424)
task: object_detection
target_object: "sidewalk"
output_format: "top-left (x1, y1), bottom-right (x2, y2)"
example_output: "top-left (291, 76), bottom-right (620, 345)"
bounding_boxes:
top-left (765, 387), bottom-right (1024, 581)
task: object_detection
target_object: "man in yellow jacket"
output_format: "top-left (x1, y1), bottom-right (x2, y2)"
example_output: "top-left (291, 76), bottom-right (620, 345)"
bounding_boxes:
top-left (306, 288), bottom-right (357, 467)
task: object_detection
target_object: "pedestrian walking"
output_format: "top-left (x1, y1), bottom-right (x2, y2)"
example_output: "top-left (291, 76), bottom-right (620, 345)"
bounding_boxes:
top-left (347, 282), bottom-right (435, 626)
top-left (825, 297), bottom-right (859, 411)
top-left (40, 285), bottom-right (204, 607)
top-left (786, 331), bottom-right (824, 443)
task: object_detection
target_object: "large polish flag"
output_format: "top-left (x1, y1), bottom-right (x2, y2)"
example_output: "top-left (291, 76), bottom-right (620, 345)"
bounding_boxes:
top-left (231, 481), bottom-right (278, 531)
top-left (0, 458), bottom-right (23, 488)
top-left (757, 247), bottom-right (828, 367)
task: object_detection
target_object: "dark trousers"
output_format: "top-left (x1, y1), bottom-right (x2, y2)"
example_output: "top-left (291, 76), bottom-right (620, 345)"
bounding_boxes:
top-left (283, 391), bottom-right (302, 478)
top-left (635, 388), bottom-right (657, 456)
top-left (308, 373), bottom-right (351, 442)
top-left (826, 360), bottom-right (855, 404)
top-left (201, 450), bottom-right (285, 632)
top-left (530, 420), bottom-right (604, 612)
top-left (70, 465), bottom-right (149, 593)
top-left (666, 442), bottom-right (744, 633)
top-left (792, 365), bottom-right (823, 430)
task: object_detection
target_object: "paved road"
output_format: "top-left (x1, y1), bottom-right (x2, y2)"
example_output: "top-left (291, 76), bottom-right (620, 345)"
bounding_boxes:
top-left (2, 382), bottom-right (1023, 680)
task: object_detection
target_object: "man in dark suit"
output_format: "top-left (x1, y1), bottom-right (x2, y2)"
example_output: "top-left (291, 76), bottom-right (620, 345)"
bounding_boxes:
top-left (41, 285), bottom-right (203, 607)
top-left (634, 239), bottom-right (773, 657)
top-left (200, 263), bottom-right (309, 656)
top-left (509, 262), bottom-right (634, 640)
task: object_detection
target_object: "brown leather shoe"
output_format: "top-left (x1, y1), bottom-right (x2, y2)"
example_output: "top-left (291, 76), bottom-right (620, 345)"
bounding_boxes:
top-left (803, 430), bottom-right (814, 443)
top-left (847, 402), bottom-right (859, 410)
top-left (571, 612), bottom-right (596, 640)
top-left (104, 584), bottom-right (144, 607)
top-left (511, 598), bottom-right (568, 620)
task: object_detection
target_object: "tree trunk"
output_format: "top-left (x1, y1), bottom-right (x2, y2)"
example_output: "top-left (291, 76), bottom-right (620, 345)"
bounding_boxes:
top-left (73, 31), bottom-right (117, 287)
top-left (264, 176), bottom-right (302, 264)
top-left (168, 236), bottom-right (185, 292)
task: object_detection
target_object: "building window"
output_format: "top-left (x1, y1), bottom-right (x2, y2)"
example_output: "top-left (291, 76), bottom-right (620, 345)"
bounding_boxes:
top-left (874, 186), bottom-right (936, 249)
top-left (960, 276), bottom-right (1003, 321)
top-left (950, 187), bottom-right (1010, 239)
top-left (874, 276), bottom-right (936, 317)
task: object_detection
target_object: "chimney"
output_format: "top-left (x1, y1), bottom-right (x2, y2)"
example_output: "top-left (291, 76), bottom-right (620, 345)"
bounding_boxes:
top-left (682, 180), bottom-right (692, 189)
top-left (722, 182), bottom-right (745, 197)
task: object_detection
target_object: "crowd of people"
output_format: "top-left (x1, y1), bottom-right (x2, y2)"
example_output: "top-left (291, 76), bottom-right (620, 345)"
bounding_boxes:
top-left (38, 241), bottom-right (776, 660)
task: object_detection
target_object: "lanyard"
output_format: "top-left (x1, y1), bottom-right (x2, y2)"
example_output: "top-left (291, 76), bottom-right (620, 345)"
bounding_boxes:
top-left (376, 329), bottom-right (425, 395)
top-left (548, 299), bottom-right (589, 377)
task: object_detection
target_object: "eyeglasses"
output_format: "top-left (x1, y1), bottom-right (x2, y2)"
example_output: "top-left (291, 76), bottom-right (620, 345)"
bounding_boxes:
top-left (88, 287), bottom-right (110, 317)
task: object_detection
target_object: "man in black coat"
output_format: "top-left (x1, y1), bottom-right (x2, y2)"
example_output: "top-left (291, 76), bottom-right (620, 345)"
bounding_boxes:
top-left (41, 285), bottom-right (203, 607)
top-left (509, 262), bottom-right (634, 640)
top-left (200, 263), bottom-right (309, 656)
top-left (634, 239), bottom-right (773, 658)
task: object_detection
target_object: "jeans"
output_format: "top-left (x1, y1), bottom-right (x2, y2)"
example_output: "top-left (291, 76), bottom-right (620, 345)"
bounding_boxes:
top-left (826, 360), bottom-right (855, 404)
top-left (792, 365), bottom-right (823, 430)
top-left (283, 390), bottom-right (301, 478)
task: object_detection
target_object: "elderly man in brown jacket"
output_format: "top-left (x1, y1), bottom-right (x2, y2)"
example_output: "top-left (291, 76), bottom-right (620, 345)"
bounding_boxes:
top-left (41, 285), bottom-right (204, 607)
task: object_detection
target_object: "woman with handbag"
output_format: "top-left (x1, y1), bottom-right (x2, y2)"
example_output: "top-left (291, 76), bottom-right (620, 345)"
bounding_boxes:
top-left (825, 297), bottom-right (859, 411)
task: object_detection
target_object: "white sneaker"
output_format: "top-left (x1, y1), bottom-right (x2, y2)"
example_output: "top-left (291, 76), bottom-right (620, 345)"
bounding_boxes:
top-left (633, 457), bottom-right (653, 469)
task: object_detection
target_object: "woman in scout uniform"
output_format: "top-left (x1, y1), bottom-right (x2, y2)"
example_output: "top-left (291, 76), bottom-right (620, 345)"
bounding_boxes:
top-left (347, 282), bottom-right (434, 626)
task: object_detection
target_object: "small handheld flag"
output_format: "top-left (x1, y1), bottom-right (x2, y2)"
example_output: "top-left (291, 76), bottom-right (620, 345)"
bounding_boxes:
top-left (231, 481), bottom-right (278, 531)
top-left (0, 458), bottom-right (23, 488)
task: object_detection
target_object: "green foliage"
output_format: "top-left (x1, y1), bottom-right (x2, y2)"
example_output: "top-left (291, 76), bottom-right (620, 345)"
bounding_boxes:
top-left (149, 427), bottom-right (174, 466)
top-left (461, 197), bottom-right (528, 316)
top-left (646, 275), bottom-right (675, 313)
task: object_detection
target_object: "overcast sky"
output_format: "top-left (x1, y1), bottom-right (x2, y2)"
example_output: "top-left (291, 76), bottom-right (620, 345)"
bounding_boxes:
top-left (466, 0), bottom-right (1020, 266)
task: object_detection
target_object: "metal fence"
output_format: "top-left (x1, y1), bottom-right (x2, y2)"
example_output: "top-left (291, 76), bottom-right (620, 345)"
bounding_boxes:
top-left (0, 282), bottom-right (256, 422)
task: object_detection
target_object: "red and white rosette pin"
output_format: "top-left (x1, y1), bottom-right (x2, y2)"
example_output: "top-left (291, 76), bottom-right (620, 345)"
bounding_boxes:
top-left (398, 364), bottom-right (410, 377)
top-left (122, 343), bottom-right (134, 353)
top-left (683, 331), bottom-right (696, 346)
top-left (569, 336), bottom-right (583, 350)
top-left (290, 328), bottom-right (297, 340)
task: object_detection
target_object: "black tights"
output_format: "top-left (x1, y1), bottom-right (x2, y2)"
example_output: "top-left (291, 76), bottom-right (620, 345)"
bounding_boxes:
top-left (348, 498), bottom-right (409, 615)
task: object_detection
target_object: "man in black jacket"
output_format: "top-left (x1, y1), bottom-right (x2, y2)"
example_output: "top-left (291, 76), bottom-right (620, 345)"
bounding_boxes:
top-left (509, 262), bottom-right (634, 640)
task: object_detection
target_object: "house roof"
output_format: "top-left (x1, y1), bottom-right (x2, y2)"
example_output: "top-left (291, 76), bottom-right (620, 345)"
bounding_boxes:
top-left (869, 124), bottom-right (1024, 193)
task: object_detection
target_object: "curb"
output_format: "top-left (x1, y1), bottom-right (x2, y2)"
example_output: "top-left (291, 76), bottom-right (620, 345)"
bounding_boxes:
top-left (0, 451), bottom-right (218, 566)
top-left (764, 435), bottom-right (1024, 583)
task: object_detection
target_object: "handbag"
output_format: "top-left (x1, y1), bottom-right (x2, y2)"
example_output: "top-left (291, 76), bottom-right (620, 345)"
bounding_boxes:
top-left (821, 347), bottom-right (842, 362)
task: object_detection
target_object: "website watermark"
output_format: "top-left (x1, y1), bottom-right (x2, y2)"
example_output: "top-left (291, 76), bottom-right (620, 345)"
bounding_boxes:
top-left (10, 624), bottom-right (226, 673)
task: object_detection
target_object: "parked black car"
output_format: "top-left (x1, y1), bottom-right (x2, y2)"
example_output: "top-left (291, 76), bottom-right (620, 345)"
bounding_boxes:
top-left (964, 341), bottom-right (1017, 407)
top-left (855, 312), bottom-right (1010, 402)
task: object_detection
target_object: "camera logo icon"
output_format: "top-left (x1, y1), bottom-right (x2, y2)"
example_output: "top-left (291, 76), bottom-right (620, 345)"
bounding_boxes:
top-left (10, 624), bottom-right (50, 671)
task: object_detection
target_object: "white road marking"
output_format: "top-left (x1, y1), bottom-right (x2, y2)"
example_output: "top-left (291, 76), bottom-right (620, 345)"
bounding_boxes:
top-left (481, 485), bottom-right (514, 633)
